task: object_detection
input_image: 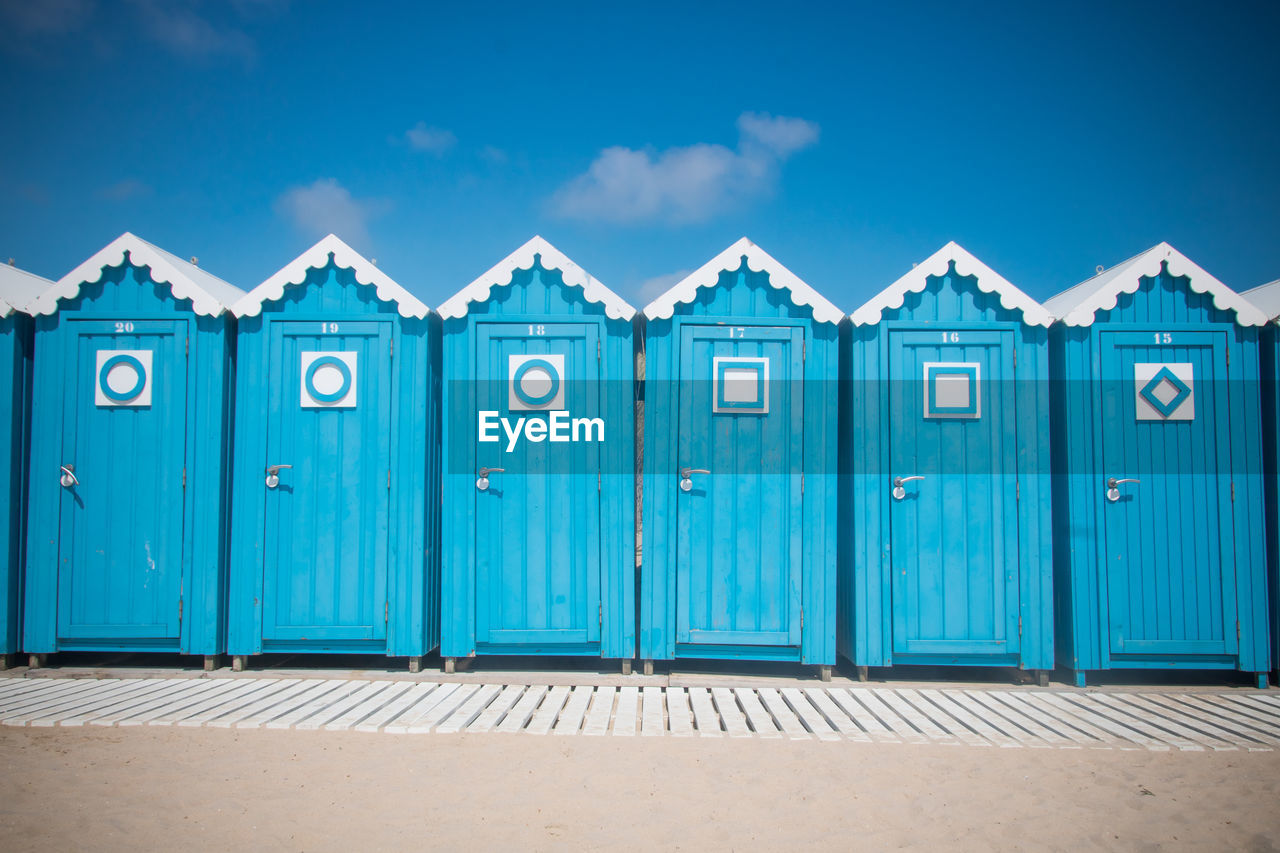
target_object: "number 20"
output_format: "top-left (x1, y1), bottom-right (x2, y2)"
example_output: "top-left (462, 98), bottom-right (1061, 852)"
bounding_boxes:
top-left (114, 321), bottom-right (134, 333)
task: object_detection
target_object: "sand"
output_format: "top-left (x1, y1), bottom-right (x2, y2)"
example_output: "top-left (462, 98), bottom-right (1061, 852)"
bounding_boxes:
top-left (1, 727), bottom-right (1279, 851)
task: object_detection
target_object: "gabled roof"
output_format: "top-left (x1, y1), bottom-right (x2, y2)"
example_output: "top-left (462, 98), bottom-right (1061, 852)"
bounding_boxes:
top-left (642, 237), bottom-right (842, 324)
top-left (438, 236), bottom-right (634, 320)
top-left (232, 234), bottom-right (428, 319)
top-left (28, 232), bottom-right (244, 317)
top-left (0, 262), bottom-right (54, 317)
top-left (1242, 279), bottom-right (1280, 323)
top-left (850, 241), bottom-right (1051, 327)
top-left (1044, 242), bottom-right (1267, 327)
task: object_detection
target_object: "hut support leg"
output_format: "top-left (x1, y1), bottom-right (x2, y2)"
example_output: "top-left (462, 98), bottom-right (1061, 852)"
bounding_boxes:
top-left (1255, 672), bottom-right (1269, 690)
top-left (28, 654), bottom-right (45, 670)
top-left (203, 655), bottom-right (222, 672)
top-left (0, 653), bottom-right (11, 671)
top-left (407, 657), bottom-right (423, 674)
top-left (642, 659), bottom-right (654, 676)
top-left (232, 655), bottom-right (247, 673)
top-left (1035, 670), bottom-right (1050, 687)
top-left (620, 659), bottom-right (632, 676)
top-left (444, 657), bottom-right (456, 674)
top-left (1073, 670), bottom-right (1087, 688)
top-left (856, 666), bottom-right (868, 683)
top-left (816, 665), bottom-right (832, 682)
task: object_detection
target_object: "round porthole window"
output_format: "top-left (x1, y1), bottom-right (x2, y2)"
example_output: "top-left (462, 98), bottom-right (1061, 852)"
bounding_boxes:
top-left (512, 357), bottom-right (559, 407)
top-left (305, 356), bottom-right (353, 403)
top-left (99, 354), bottom-right (147, 402)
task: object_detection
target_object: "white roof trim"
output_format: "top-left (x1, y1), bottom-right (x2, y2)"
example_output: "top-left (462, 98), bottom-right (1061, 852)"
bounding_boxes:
top-left (850, 241), bottom-right (1051, 327)
top-left (1044, 242), bottom-right (1267, 327)
top-left (29, 232), bottom-right (244, 317)
top-left (232, 234), bottom-right (428, 319)
top-left (438, 236), bottom-right (634, 320)
top-left (0, 263), bottom-right (54, 318)
top-left (642, 237), bottom-right (842, 324)
top-left (1241, 279), bottom-right (1280, 324)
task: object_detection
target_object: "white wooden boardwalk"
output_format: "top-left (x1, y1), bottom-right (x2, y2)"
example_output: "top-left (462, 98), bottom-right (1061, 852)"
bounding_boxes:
top-left (2, 676), bottom-right (1278, 751)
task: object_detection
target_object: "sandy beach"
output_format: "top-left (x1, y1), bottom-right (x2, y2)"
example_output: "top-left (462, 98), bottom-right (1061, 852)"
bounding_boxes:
top-left (2, 726), bottom-right (1278, 851)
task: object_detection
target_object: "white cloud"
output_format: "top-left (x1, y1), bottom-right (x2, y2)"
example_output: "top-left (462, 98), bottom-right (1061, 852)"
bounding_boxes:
top-left (125, 0), bottom-right (255, 61)
top-left (478, 145), bottom-right (509, 165)
top-left (550, 112), bottom-right (820, 225)
top-left (273, 178), bottom-right (386, 249)
top-left (634, 269), bottom-right (693, 305)
top-left (405, 123), bottom-right (457, 156)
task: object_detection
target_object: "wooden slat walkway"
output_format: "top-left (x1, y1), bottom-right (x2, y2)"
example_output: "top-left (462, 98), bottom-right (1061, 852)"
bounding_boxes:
top-left (2, 677), bottom-right (1276, 750)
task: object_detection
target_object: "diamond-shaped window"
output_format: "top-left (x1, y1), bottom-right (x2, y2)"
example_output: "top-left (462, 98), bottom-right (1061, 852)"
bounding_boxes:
top-left (1139, 366), bottom-right (1191, 418)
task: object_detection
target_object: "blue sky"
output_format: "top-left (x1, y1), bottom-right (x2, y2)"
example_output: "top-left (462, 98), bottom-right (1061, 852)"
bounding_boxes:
top-left (2, 0), bottom-right (1278, 311)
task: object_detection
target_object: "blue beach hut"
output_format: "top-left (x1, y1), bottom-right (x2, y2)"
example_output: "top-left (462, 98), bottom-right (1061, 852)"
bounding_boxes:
top-left (23, 234), bottom-right (242, 668)
top-left (640, 238), bottom-right (843, 679)
top-left (438, 237), bottom-right (636, 673)
top-left (843, 243), bottom-right (1055, 682)
top-left (0, 262), bottom-right (52, 666)
top-left (227, 235), bottom-right (437, 671)
top-left (1046, 243), bottom-right (1270, 688)
top-left (1240, 277), bottom-right (1280, 682)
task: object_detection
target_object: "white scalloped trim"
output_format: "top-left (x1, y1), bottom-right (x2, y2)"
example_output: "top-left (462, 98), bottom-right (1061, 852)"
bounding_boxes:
top-left (850, 242), bottom-right (1051, 328)
top-left (1047, 243), bottom-right (1268, 327)
top-left (232, 234), bottom-right (428, 319)
top-left (642, 237), bottom-right (842, 324)
top-left (1242, 279), bottom-right (1280, 323)
top-left (0, 263), bottom-right (53, 317)
top-left (438, 236), bottom-right (634, 320)
top-left (29, 232), bottom-right (244, 317)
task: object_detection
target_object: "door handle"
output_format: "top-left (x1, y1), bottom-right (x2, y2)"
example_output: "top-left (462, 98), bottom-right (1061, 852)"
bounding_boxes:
top-left (265, 464), bottom-right (292, 489)
top-left (679, 467), bottom-right (710, 492)
top-left (1106, 477), bottom-right (1140, 503)
top-left (477, 467), bottom-right (505, 491)
top-left (59, 465), bottom-right (78, 488)
top-left (892, 475), bottom-right (924, 501)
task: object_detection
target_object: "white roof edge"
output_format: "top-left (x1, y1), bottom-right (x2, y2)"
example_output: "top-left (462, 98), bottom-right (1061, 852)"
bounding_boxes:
top-left (28, 232), bottom-right (244, 317)
top-left (1045, 242), bottom-right (1268, 327)
top-left (1240, 278), bottom-right (1280, 324)
top-left (849, 241), bottom-right (1052, 328)
top-left (0, 263), bottom-right (55, 317)
top-left (641, 237), bottom-right (843, 324)
top-left (231, 234), bottom-right (428, 319)
top-left (437, 236), bottom-right (635, 321)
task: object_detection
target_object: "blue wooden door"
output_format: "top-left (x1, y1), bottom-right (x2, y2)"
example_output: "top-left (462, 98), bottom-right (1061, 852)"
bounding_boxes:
top-left (887, 329), bottom-right (1020, 657)
top-left (675, 324), bottom-right (804, 648)
top-left (1098, 330), bottom-right (1237, 657)
top-left (261, 320), bottom-right (392, 643)
top-left (474, 323), bottom-right (602, 647)
top-left (57, 320), bottom-right (186, 641)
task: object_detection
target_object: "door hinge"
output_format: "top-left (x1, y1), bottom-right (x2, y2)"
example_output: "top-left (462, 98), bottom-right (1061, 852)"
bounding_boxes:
top-left (597, 339), bottom-right (601, 361)
top-left (1012, 349), bottom-right (1017, 368)
top-left (178, 598), bottom-right (183, 623)
top-left (597, 471), bottom-right (602, 492)
top-left (1226, 348), bottom-right (1230, 366)
top-left (1016, 480), bottom-right (1020, 501)
top-left (1231, 481), bottom-right (1235, 502)
top-left (385, 601), bottom-right (390, 623)
top-left (803, 341), bottom-right (807, 361)
top-left (801, 472), bottom-right (804, 494)
top-left (598, 603), bottom-right (603, 626)
top-left (390, 338), bottom-right (394, 359)
top-left (182, 467), bottom-right (186, 489)
top-left (388, 469), bottom-right (392, 490)
top-left (1018, 615), bottom-right (1023, 636)
top-left (1237, 620), bottom-right (1241, 640)
top-left (800, 608), bottom-right (804, 630)
top-left (185, 337), bottom-right (189, 357)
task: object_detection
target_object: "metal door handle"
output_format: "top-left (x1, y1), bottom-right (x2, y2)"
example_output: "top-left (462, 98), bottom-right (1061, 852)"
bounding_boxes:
top-left (1106, 477), bottom-right (1140, 502)
top-left (892, 475), bottom-right (924, 501)
top-left (477, 467), bottom-right (505, 491)
top-left (265, 464), bottom-right (292, 489)
top-left (679, 468), bottom-right (710, 492)
top-left (59, 465), bottom-right (78, 488)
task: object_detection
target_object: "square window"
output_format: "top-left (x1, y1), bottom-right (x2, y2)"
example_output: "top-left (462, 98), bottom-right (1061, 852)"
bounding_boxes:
top-left (923, 362), bottom-right (980, 419)
top-left (1134, 362), bottom-right (1194, 421)
top-left (713, 357), bottom-right (769, 414)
